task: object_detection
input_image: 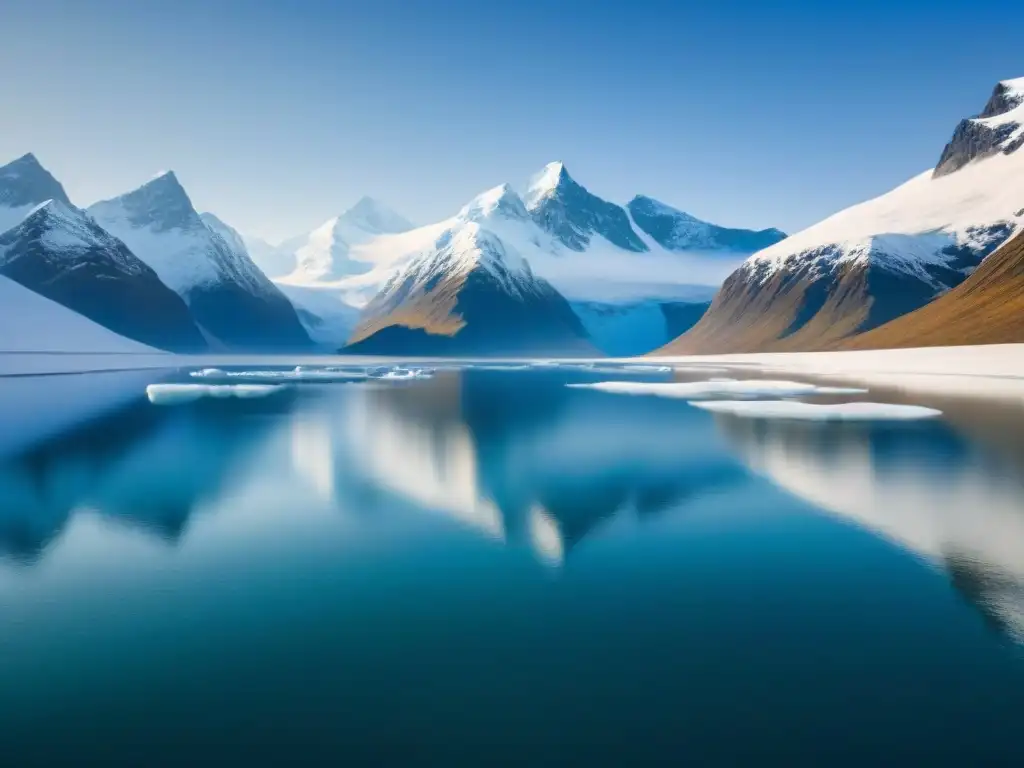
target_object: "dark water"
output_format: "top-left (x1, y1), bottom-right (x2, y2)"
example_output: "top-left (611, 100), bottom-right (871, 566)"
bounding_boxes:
top-left (2, 366), bottom-right (1024, 766)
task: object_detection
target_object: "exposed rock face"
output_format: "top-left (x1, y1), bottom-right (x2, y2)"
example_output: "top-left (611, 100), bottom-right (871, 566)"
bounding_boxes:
top-left (934, 120), bottom-right (1020, 178)
top-left (842, 228), bottom-right (1024, 349)
top-left (658, 225), bottom-right (1012, 354)
top-left (934, 81), bottom-right (1024, 177)
top-left (0, 153), bottom-right (75, 236)
top-left (0, 153), bottom-right (71, 210)
top-left (628, 196), bottom-right (786, 252)
top-left (0, 201), bottom-right (206, 352)
top-left (525, 162), bottom-right (648, 252)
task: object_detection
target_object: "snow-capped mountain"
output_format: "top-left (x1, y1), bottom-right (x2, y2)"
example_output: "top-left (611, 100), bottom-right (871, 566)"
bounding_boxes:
top-left (524, 161), bottom-right (648, 252)
top-left (0, 199), bottom-right (206, 352)
top-left (346, 185), bottom-right (594, 355)
top-left (278, 196), bottom-right (414, 283)
top-left (843, 227), bottom-right (1024, 349)
top-left (0, 153), bottom-right (72, 235)
top-left (662, 77), bottom-right (1024, 355)
top-left (88, 173), bottom-right (312, 351)
top-left (627, 196), bottom-right (786, 253)
top-left (278, 164), bottom-right (780, 355)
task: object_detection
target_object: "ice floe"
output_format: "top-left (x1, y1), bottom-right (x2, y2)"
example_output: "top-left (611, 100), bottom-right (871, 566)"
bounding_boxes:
top-left (146, 383), bottom-right (287, 405)
top-left (620, 364), bottom-right (673, 373)
top-left (567, 379), bottom-right (868, 399)
top-left (690, 400), bottom-right (942, 421)
top-left (189, 366), bottom-right (368, 382)
top-left (366, 366), bottom-right (435, 380)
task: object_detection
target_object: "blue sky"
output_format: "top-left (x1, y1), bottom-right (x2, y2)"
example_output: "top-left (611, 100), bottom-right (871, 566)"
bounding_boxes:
top-left (2, 0), bottom-right (1021, 241)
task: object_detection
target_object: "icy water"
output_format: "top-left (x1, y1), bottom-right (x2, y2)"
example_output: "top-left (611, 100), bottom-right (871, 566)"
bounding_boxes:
top-left (2, 365), bottom-right (1024, 766)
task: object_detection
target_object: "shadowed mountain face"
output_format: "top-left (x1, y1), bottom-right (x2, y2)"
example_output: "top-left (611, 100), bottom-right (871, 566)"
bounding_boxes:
top-left (88, 173), bottom-right (312, 352)
top-left (0, 201), bottom-right (207, 352)
top-left (842, 228), bottom-right (1024, 349)
top-left (343, 205), bottom-right (598, 357)
top-left (657, 77), bottom-right (1024, 355)
top-left (659, 227), bottom-right (1012, 354)
top-left (0, 153), bottom-right (70, 211)
top-left (525, 162), bottom-right (648, 252)
top-left (627, 196), bottom-right (786, 253)
top-left (346, 266), bottom-right (596, 356)
top-left (934, 80), bottom-right (1024, 177)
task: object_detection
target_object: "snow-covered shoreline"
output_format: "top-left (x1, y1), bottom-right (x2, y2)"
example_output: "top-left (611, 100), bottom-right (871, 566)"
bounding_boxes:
top-left (644, 344), bottom-right (1024, 400)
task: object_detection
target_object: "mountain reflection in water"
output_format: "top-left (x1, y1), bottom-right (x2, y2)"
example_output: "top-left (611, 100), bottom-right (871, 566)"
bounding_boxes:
top-left (716, 402), bottom-right (1024, 641)
top-left (3, 369), bottom-right (1024, 764)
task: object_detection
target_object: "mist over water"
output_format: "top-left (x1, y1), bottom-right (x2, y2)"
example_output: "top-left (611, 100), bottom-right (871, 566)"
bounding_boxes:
top-left (1, 367), bottom-right (1024, 765)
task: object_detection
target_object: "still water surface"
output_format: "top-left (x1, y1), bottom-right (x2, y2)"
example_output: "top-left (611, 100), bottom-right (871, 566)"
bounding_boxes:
top-left (1, 366), bottom-right (1024, 765)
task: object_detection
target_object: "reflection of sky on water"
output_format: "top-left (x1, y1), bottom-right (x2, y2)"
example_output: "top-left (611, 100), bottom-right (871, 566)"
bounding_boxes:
top-left (5, 368), bottom-right (1024, 646)
top-left (3, 371), bottom-right (1024, 764)
top-left (718, 412), bottom-right (1024, 640)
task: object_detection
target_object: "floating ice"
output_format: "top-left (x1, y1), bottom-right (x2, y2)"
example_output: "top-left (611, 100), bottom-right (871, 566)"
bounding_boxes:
top-left (189, 367), bottom-right (367, 382)
top-left (367, 366), bottom-right (435, 380)
top-left (621, 365), bottom-right (673, 373)
top-left (147, 383), bottom-right (287, 405)
top-left (190, 368), bottom-right (227, 379)
top-left (663, 366), bottom-right (732, 375)
top-left (567, 380), bottom-right (868, 399)
top-left (690, 400), bottom-right (942, 421)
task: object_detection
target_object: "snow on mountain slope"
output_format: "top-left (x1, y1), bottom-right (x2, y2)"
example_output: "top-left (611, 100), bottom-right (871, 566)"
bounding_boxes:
top-left (0, 273), bottom-right (156, 354)
top-left (662, 77), bottom-right (1024, 355)
top-left (346, 185), bottom-right (595, 355)
top-left (280, 166), bottom-right (769, 352)
top-left (627, 195), bottom-right (786, 253)
top-left (89, 173), bottom-right (269, 296)
top-left (525, 161), bottom-right (648, 252)
top-left (934, 77), bottom-right (1024, 177)
top-left (0, 200), bottom-right (206, 351)
top-left (279, 196), bottom-right (414, 283)
top-left (88, 173), bottom-right (312, 350)
top-left (0, 153), bottom-right (72, 235)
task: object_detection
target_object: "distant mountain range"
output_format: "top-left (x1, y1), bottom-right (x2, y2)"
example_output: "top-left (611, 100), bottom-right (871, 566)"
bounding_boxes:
top-left (278, 161), bottom-right (783, 356)
top-left (8, 76), bottom-right (1023, 358)
top-left (0, 151), bottom-right (780, 356)
top-left (659, 77), bottom-right (1024, 355)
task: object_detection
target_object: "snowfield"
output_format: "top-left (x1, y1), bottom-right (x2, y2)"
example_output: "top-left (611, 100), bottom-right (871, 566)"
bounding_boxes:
top-left (746, 78), bottom-right (1024, 284)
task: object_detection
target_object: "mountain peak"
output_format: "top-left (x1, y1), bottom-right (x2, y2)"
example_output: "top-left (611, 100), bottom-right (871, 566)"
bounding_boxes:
top-left (523, 162), bottom-right (648, 252)
top-left (934, 76), bottom-right (1024, 177)
top-left (0, 152), bottom-right (72, 211)
top-left (627, 195), bottom-right (786, 253)
top-left (458, 183), bottom-right (528, 222)
top-left (89, 170), bottom-right (198, 233)
top-left (524, 161), bottom-right (573, 209)
top-left (337, 196), bottom-right (412, 234)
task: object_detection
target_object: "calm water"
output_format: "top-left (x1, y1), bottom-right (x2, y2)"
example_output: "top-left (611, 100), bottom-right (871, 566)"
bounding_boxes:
top-left (2, 366), bottom-right (1024, 766)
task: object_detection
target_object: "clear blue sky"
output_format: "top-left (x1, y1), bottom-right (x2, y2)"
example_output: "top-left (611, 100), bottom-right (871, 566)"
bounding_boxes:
top-left (2, 0), bottom-right (1021, 242)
